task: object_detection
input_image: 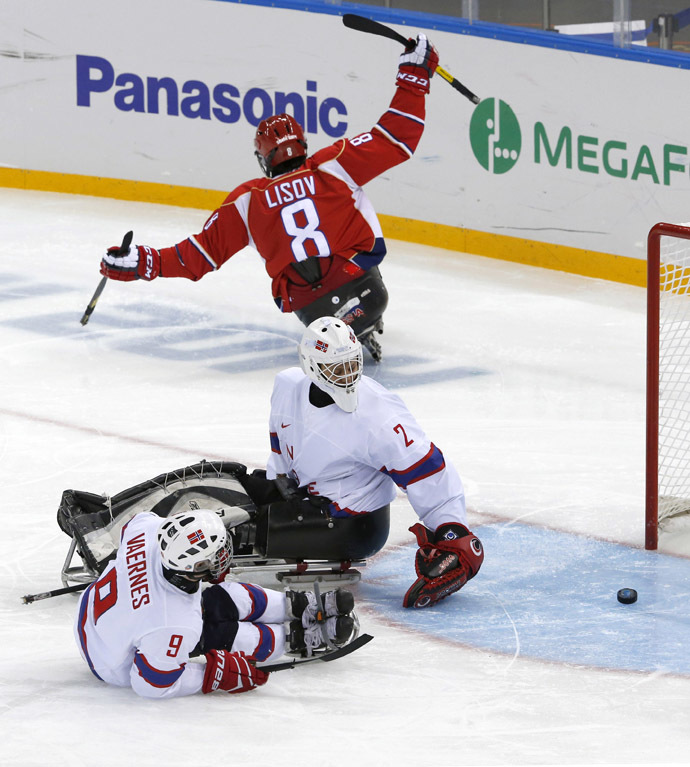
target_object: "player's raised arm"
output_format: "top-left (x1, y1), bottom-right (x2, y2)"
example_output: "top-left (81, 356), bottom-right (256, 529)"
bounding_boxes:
top-left (332, 34), bottom-right (439, 188)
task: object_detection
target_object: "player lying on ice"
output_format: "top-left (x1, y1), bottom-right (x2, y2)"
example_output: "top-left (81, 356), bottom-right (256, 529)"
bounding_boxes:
top-left (98, 34), bottom-right (441, 361)
top-left (258, 316), bottom-right (485, 609)
top-left (75, 507), bottom-right (358, 699)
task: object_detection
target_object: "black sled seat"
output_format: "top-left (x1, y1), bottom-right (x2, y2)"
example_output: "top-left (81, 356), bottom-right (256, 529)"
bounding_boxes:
top-left (56, 460), bottom-right (390, 588)
top-left (257, 501), bottom-right (390, 561)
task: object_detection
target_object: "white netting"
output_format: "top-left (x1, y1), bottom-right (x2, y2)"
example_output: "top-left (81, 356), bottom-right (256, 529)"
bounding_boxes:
top-left (658, 226), bottom-right (690, 523)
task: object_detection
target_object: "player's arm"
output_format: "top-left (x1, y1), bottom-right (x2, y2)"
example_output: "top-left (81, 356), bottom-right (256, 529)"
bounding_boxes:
top-left (158, 198), bottom-right (250, 280)
top-left (100, 196), bottom-right (250, 283)
top-left (131, 627), bottom-right (268, 698)
top-left (370, 408), bottom-right (483, 608)
top-left (265, 374), bottom-right (291, 479)
top-left (374, 415), bottom-right (466, 530)
top-left (335, 34), bottom-right (439, 186)
top-left (130, 627), bottom-right (205, 699)
top-left (266, 432), bottom-right (288, 479)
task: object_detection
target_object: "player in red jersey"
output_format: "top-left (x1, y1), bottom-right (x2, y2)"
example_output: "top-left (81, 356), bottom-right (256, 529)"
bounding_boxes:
top-left (100, 35), bottom-right (439, 361)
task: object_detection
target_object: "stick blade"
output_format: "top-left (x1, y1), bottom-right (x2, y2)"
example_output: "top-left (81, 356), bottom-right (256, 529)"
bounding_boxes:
top-left (321, 632), bottom-right (373, 661)
top-left (257, 633), bottom-right (374, 672)
top-left (342, 13), bottom-right (370, 32)
top-left (342, 13), bottom-right (408, 45)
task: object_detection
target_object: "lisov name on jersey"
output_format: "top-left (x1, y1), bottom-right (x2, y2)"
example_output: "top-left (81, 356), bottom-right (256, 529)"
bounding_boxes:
top-left (264, 175), bottom-right (316, 208)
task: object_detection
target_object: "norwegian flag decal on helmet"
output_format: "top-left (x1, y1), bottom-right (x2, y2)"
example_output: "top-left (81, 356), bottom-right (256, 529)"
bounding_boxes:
top-left (187, 529), bottom-right (205, 545)
top-left (315, 340), bottom-right (328, 352)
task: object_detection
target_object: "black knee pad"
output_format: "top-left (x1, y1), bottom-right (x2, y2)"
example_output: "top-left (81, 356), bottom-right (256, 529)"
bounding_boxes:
top-left (294, 267), bottom-right (388, 337)
top-left (196, 585), bottom-right (240, 654)
top-left (255, 500), bottom-right (390, 561)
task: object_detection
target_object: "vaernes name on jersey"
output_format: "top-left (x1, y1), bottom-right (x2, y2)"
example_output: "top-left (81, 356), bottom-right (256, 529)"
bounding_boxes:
top-left (125, 532), bottom-right (151, 609)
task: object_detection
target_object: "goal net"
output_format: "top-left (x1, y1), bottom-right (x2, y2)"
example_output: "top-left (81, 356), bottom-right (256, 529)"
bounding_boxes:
top-left (646, 222), bottom-right (690, 549)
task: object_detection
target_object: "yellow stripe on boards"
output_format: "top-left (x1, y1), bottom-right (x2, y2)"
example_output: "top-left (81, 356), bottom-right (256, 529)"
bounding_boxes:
top-left (0, 168), bottom-right (645, 288)
top-left (377, 214), bottom-right (646, 288)
top-left (0, 168), bottom-right (226, 211)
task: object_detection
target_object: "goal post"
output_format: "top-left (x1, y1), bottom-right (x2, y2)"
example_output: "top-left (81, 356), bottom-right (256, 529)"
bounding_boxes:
top-left (646, 222), bottom-right (690, 550)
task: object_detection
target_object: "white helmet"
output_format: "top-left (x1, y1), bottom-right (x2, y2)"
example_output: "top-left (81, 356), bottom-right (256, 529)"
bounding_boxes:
top-left (157, 510), bottom-right (232, 581)
top-left (298, 317), bottom-right (363, 413)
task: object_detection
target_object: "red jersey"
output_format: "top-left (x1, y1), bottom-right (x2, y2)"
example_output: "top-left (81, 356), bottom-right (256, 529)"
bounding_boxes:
top-left (157, 85), bottom-right (427, 312)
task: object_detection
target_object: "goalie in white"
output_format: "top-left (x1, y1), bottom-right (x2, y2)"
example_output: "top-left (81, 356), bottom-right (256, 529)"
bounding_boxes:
top-left (266, 317), bottom-right (484, 608)
top-left (74, 508), bottom-right (357, 698)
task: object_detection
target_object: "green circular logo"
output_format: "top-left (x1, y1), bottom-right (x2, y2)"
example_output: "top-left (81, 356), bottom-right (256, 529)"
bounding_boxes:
top-left (470, 98), bottom-right (521, 174)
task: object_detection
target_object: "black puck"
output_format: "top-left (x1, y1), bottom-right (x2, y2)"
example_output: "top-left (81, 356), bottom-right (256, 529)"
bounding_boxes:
top-left (617, 588), bottom-right (638, 604)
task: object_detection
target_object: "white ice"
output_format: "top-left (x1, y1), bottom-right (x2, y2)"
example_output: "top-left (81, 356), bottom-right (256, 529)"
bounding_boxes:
top-left (1, 189), bottom-right (689, 766)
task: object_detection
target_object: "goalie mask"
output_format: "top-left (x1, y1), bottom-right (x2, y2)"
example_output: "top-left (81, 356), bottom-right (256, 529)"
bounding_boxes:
top-left (254, 113), bottom-right (308, 178)
top-left (157, 510), bottom-right (232, 582)
top-left (299, 317), bottom-right (363, 413)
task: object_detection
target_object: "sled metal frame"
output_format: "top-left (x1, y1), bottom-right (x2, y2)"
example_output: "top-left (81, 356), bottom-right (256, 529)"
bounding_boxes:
top-left (61, 538), bottom-right (101, 587)
top-left (61, 538), bottom-right (364, 589)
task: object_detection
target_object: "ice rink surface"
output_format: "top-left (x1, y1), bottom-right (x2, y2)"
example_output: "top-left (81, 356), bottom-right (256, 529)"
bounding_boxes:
top-left (3, 189), bottom-right (690, 766)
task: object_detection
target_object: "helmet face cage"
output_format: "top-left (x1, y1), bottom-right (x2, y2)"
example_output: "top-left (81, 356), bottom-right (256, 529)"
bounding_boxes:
top-left (299, 317), bottom-right (363, 412)
top-left (254, 113), bottom-right (307, 178)
top-left (157, 510), bottom-right (232, 581)
top-left (317, 353), bottom-right (362, 392)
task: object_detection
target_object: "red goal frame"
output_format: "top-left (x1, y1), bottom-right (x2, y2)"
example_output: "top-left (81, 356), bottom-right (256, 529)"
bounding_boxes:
top-left (645, 222), bottom-right (690, 550)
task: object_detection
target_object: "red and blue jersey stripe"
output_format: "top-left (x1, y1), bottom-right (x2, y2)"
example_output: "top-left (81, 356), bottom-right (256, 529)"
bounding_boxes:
top-left (77, 583), bottom-right (103, 682)
top-left (351, 237), bottom-right (386, 270)
top-left (134, 652), bottom-right (186, 689)
top-left (240, 583), bottom-right (268, 622)
top-left (381, 443), bottom-right (446, 489)
top-left (269, 431), bottom-right (281, 454)
top-left (252, 624), bottom-right (276, 661)
top-left (328, 501), bottom-right (368, 518)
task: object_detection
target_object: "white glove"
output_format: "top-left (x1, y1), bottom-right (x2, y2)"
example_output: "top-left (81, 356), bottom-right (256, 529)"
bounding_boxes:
top-left (397, 34), bottom-right (439, 94)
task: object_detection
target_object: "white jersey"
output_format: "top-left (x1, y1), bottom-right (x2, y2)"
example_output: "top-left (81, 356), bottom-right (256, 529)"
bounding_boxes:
top-left (266, 368), bottom-right (467, 530)
top-left (74, 512), bottom-right (206, 699)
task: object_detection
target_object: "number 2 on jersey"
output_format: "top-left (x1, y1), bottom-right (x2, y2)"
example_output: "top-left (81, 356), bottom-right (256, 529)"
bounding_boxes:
top-left (280, 198), bottom-right (330, 262)
top-left (394, 423), bottom-right (415, 447)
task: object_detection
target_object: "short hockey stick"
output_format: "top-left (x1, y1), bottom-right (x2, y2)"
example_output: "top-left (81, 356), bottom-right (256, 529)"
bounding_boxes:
top-left (79, 277), bottom-right (107, 326)
top-left (22, 581), bottom-right (90, 604)
top-left (80, 230), bottom-right (133, 325)
top-left (342, 13), bottom-right (480, 105)
top-left (256, 633), bottom-right (373, 672)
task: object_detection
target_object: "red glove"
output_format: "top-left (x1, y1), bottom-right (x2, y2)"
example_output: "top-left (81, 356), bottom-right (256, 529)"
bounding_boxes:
top-left (396, 34), bottom-right (439, 95)
top-left (403, 522), bottom-right (484, 608)
top-left (202, 650), bottom-right (269, 694)
top-left (100, 243), bottom-right (160, 281)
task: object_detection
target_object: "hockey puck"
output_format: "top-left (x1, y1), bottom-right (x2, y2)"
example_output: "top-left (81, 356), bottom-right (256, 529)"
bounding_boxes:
top-left (617, 588), bottom-right (638, 604)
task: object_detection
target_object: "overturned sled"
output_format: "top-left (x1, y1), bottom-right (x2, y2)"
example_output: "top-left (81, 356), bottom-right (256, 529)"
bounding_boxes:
top-left (57, 460), bottom-right (390, 590)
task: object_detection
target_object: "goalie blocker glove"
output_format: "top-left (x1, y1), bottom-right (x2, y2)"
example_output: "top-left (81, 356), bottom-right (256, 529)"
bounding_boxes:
top-left (396, 33), bottom-right (439, 95)
top-left (403, 522), bottom-right (484, 609)
top-left (100, 243), bottom-right (161, 282)
top-left (202, 649), bottom-right (270, 694)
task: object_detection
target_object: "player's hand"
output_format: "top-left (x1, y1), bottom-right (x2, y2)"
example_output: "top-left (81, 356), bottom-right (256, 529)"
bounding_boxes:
top-left (397, 34), bottom-right (439, 94)
top-left (100, 243), bottom-right (160, 281)
top-left (402, 522), bottom-right (484, 608)
top-left (202, 650), bottom-right (270, 694)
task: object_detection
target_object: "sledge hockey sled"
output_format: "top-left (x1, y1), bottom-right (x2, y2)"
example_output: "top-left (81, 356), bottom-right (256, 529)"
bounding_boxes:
top-left (57, 460), bottom-right (390, 589)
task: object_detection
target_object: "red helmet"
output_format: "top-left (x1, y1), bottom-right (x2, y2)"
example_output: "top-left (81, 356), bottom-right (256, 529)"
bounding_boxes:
top-left (254, 113), bottom-right (308, 178)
